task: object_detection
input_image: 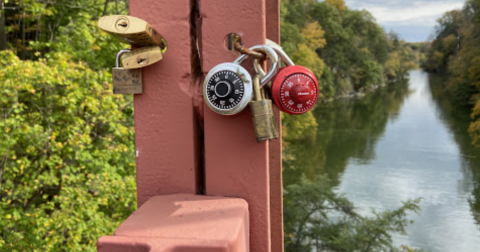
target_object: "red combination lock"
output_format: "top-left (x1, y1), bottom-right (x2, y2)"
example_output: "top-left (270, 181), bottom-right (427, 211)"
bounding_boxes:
top-left (255, 42), bottom-right (319, 115)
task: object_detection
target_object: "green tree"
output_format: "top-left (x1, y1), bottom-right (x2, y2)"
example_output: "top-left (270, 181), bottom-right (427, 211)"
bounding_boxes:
top-left (0, 50), bottom-right (136, 251)
top-left (0, 1), bottom-right (135, 250)
top-left (424, 0), bottom-right (480, 146)
top-left (281, 0), bottom-right (416, 97)
top-left (2, 0), bottom-right (128, 67)
top-left (284, 175), bottom-right (422, 252)
top-left (0, 0), bottom-right (7, 50)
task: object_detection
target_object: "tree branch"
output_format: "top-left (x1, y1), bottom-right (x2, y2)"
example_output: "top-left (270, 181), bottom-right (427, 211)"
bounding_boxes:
top-left (102, 0), bottom-right (110, 16)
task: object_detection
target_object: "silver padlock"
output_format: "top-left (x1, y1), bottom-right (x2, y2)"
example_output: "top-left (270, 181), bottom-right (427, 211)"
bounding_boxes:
top-left (203, 45), bottom-right (279, 115)
top-left (112, 49), bottom-right (143, 95)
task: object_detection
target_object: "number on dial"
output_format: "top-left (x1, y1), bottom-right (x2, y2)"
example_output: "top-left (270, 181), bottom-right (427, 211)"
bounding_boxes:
top-left (206, 70), bottom-right (245, 110)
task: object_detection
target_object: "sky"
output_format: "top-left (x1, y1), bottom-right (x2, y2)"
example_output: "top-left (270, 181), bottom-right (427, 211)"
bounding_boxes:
top-left (344, 0), bottom-right (465, 42)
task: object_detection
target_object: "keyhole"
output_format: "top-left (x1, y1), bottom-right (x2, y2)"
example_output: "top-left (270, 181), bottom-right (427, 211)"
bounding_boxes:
top-left (136, 56), bottom-right (149, 65)
top-left (137, 58), bottom-right (146, 64)
top-left (115, 18), bottom-right (129, 31)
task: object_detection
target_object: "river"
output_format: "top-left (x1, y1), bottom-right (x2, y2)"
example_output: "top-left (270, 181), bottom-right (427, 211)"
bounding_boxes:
top-left (283, 70), bottom-right (480, 251)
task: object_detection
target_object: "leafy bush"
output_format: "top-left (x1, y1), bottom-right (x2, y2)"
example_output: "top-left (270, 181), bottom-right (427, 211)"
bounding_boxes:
top-left (0, 50), bottom-right (136, 251)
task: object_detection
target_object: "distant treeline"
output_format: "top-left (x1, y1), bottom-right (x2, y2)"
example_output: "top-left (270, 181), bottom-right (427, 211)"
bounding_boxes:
top-left (423, 0), bottom-right (480, 147)
top-left (280, 0), bottom-right (421, 99)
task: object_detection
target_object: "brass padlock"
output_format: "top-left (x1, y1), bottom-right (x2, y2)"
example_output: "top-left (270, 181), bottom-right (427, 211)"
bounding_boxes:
top-left (250, 74), bottom-right (279, 143)
top-left (112, 49), bottom-right (143, 95)
top-left (121, 46), bottom-right (163, 69)
top-left (98, 15), bottom-right (165, 47)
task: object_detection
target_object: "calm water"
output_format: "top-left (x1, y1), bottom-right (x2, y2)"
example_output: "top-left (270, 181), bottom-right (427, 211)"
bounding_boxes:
top-left (284, 70), bottom-right (480, 251)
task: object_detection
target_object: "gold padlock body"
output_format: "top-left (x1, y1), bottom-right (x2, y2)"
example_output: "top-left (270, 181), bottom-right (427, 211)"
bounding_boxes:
top-left (98, 15), bottom-right (164, 47)
top-left (250, 99), bottom-right (279, 142)
top-left (112, 67), bottom-right (143, 94)
top-left (121, 46), bottom-right (163, 69)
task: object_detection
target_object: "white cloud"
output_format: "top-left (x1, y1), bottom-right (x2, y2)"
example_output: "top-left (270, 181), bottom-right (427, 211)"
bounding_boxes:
top-left (344, 0), bottom-right (465, 41)
top-left (366, 1), bottom-right (464, 26)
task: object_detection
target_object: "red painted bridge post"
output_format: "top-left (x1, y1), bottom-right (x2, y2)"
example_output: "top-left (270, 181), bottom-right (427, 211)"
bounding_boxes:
top-left (97, 0), bottom-right (283, 251)
top-left (130, 0), bottom-right (199, 206)
top-left (200, 0), bottom-right (282, 251)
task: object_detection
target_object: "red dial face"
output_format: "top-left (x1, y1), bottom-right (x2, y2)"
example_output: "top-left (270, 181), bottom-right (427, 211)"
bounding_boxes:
top-left (271, 66), bottom-right (319, 115)
top-left (279, 73), bottom-right (318, 114)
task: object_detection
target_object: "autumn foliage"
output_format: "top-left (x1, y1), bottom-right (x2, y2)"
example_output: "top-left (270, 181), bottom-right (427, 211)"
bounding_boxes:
top-left (424, 0), bottom-right (480, 147)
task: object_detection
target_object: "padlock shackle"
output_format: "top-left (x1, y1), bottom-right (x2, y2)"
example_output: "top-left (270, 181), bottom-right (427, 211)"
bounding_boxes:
top-left (265, 39), bottom-right (295, 66)
top-left (116, 49), bottom-right (132, 68)
top-left (253, 45), bottom-right (294, 74)
top-left (273, 47), bottom-right (295, 66)
top-left (253, 50), bottom-right (293, 80)
top-left (253, 61), bottom-right (267, 81)
top-left (233, 45), bottom-right (279, 88)
top-left (253, 74), bottom-right (262, 102)
top-left (253, 44), bottom-right (294, 88)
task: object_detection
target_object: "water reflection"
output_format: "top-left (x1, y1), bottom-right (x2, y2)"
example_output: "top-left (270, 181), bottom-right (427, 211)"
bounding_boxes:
top-left (428, 74), bottom-right (480, 229)
top-left (283, 70), bottom-right (480, 251)
top-left (283, 76), bottom-right (412, 187)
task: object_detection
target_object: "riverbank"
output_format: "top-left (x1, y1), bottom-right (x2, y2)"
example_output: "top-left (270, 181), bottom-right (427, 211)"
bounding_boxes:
top-left (320, 76), bottom-right (410, 103)
top-left (284, 70), bottom-right (480, 251)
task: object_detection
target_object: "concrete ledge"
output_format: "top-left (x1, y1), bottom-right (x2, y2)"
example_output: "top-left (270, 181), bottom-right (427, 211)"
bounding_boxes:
top-left (97, 194), bottom-right (249, 252)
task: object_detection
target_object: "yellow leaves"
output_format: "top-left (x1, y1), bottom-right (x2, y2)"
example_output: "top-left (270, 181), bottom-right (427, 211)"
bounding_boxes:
top-left (472, 96), bottom-right (480, 118)
top-left (0, 49), bottom-right (137, 251)
top-left (282, 111), bottom-right (318, 142)
top-left (467, 57), bottom-right (480, 87)
top-left (301, 21), bottom-right (326, 49)
top-left (102, 81), bottom-right (109, 90)
top-left (470, 99), bottom-right (480, 146)
top-left (433, 50), bottom-right (444, 60)
top-left (442, 34), bottom-right (457, 53)
top-left (326, 0), bottom-right (347, 13)
top-left (92, 45), bottom-right (101, 50)
top-left (57, 75), bottom-right (66, 83)
top-left (470, 120), bottom-right (480, 145)
top-left (24, 68), bottom-right (32, 78)
top-left (101, 198), bottom-right (108, 206)
top-left (292, 43), bottom-right (325, 79)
